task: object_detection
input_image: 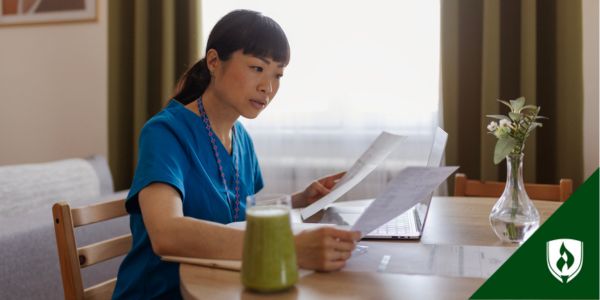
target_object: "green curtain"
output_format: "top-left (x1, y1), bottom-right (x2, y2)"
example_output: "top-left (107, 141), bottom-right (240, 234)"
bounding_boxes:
top-left (442, 0), bottom-right (584, 191)
top-left (108, 0), bottom-right (201, 190)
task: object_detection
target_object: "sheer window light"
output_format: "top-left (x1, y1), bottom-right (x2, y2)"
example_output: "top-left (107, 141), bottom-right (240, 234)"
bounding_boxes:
top-left (201, 1), bottom-right (442, 197)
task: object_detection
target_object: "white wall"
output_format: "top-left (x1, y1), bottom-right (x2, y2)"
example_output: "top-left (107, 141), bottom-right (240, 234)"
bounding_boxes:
top-left (582, 0), bottom-right (599, 179)
top-left (0, 0), bottom-right (107, 166)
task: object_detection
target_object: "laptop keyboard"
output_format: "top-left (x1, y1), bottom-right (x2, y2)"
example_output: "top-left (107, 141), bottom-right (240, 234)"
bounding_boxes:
top-left (368, 213), bottom-right (414, 237)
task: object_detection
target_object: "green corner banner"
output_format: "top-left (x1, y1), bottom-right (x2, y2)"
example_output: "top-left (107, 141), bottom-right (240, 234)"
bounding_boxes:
top-left (472, 169), bottom-right (599, 299)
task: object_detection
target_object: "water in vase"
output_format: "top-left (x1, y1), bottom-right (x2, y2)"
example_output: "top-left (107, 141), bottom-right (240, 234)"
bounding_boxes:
top-left (490, 211), bottom-right (539, 243)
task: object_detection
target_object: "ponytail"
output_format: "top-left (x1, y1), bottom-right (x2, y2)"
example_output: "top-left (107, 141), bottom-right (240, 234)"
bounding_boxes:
top-left (173, 58), bottom-right (211, 105)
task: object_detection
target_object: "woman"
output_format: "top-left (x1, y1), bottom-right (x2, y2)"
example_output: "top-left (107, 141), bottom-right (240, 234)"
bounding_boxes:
top-left (112, 9), bottom-right (360, 299)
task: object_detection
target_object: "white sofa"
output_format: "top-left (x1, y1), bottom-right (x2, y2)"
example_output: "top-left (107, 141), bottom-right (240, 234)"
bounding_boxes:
top-left (0, 155), bottom-right (130, 300)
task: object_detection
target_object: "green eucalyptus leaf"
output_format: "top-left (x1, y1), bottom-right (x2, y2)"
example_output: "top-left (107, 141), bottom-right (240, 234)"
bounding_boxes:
top-left (526, 122), bottom-right (543, 133)
top-left (521, 105), bottom-right (538, 111)
top-left (486, 114), bottom-right (510, 120)
top-left (510, 97), bottom-right (525, 112)
top-left (508, 112), bottom-right (521, 121)
top-left (498, 100), bottom-right (512, 110)
top-left (535, 115), bottom-right (549, 119)
top-left (494, 137), bottom-right (517, 164)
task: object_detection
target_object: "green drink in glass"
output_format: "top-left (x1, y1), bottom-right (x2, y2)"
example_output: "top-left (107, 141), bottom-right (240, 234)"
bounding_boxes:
top-left (241, 194), bottom-right (298, 292)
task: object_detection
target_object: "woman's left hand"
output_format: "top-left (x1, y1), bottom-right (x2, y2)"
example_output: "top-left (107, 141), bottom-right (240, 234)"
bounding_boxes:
top-left (293, 171), bottom-right (346, 208)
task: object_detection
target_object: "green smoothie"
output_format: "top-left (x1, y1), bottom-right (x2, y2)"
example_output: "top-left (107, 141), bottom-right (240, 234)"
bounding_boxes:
top-left (241, 206), bottom-right (298, 292)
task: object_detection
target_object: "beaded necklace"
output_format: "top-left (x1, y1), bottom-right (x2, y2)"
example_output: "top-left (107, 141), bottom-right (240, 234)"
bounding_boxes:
top-left (197, 98), bottom-right (241, 221)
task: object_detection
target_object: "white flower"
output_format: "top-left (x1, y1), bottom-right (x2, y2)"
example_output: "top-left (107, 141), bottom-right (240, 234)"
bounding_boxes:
top-left (487, 121), bottom-right (498, 131)
top-left (499, 119), bottom-right (512, 127)
top-left (494, 126), bottom-right (511, 138)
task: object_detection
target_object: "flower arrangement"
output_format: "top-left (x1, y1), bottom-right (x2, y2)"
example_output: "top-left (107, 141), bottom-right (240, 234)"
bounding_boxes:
top-left (486, 97), bottom-right (545, 164)
top-left (486, 96), bottom-right (545, 243)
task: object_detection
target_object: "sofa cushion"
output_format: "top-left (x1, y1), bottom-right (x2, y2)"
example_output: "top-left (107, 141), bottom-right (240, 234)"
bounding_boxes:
top-left (85, 154), bottom-right (115, 195)
top-left (0, 191), bottom-right (130, 299)
top-left (0, 155), bottom-right (128, 300)
top-left (0, 155), bottom-right (113, 219)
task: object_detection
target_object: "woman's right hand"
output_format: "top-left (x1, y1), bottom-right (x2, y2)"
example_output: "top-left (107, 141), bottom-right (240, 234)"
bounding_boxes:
top-left (294, 227), bottom-right (361, 272)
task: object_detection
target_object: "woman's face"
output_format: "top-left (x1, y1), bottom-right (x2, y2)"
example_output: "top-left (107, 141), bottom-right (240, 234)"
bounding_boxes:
top-left (210, 49), bottom-right (285, 119)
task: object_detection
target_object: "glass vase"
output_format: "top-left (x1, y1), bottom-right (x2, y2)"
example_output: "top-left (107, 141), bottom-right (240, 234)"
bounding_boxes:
top-left (489, 153), bottom-right (540, 243)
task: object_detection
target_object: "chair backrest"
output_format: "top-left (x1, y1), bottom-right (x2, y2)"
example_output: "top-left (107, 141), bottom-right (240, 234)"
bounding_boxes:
top-left (53, 198), bottom-right (131, 300)
top-left (453, 173), bottom-right (573, 202)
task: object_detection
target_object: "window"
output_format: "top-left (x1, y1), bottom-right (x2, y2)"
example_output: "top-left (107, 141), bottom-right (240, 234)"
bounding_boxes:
top-left (201, 1), bottom-right (441, 196)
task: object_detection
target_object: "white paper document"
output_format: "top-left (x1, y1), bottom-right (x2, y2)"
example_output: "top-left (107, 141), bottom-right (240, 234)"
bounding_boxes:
top-left (345, 243), bottom-right (516, 278)
top-left (162, 255), bottom-right (314, 276)
top-left (300, 131), bottom-right (404, 220)
top-left (350, 166), bottom-right (458, 237)
top-left (162, 256), bottom-right (242, 271)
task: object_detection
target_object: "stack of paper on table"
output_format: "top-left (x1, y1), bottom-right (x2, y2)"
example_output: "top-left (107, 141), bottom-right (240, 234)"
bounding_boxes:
top-left (344, 243), bottom-right (516, 279)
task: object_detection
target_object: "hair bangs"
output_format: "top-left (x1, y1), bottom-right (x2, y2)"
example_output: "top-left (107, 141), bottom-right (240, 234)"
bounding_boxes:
top-left (207, 10), bottom-right (290, 66)
top-left (240, 16), bottom-right (290, 66)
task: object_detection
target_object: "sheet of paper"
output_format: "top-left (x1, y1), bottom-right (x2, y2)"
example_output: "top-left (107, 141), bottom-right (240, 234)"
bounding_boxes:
top-left (162, 256), bottom-right (242, 271)
top-left (300, 131), bottom-right (404, 220)
top-left (163, 255), bottom-right (314, 277)
top-left (345, 243), bottom-right (515, 278)
top-left (350, 166), bottom-right (458, 237)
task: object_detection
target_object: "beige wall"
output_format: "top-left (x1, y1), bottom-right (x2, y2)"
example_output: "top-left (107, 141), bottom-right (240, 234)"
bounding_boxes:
top-left (0, 0), bottom-right (107, 166)
top-left (582, 0), bottom-right (599, 179)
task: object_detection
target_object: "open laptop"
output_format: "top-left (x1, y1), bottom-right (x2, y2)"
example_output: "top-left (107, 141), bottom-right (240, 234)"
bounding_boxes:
top-left (316, 127), bottom-right (448, 240)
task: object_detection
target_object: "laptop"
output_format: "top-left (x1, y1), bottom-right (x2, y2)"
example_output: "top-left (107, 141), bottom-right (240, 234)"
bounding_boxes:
top-left (316, 127), bottom-right (448, 240)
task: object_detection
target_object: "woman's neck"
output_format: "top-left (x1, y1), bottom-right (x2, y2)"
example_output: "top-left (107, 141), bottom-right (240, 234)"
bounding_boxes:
top-left (186, 89), bottom-right (239, 151)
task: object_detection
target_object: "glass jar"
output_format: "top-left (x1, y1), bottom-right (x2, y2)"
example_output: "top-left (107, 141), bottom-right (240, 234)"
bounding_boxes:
top-left (241, 194), bottom-right (298, 292)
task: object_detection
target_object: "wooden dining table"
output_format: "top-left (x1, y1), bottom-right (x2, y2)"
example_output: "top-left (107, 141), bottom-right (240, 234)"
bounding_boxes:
top-left (179, 196), bottom-right (562, 300)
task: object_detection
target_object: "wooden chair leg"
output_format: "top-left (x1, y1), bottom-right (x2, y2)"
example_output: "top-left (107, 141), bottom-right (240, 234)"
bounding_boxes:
top-left (53, 202), bottom-right (85, 300)
top-left (454, 173), bottom-right (467, 196)
top-left (559, 179), bottom-right (573, 202)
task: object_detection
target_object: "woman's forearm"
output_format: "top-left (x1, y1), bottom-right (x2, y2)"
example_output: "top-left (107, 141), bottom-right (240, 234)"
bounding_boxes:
top-left (140, 183), bottom-right (245, 260)
top-left (151, 217), bottom-right (245, 260)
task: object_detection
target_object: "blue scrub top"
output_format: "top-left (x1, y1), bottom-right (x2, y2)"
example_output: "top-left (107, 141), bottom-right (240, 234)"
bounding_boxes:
top-left (112, 100), bottom-right (264, 300)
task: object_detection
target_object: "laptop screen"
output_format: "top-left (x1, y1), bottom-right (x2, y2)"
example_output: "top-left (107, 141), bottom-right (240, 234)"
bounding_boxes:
top-left (413, 127), bottom-right (449, 229)
top-left (427, 127), bottom-right (448, 167)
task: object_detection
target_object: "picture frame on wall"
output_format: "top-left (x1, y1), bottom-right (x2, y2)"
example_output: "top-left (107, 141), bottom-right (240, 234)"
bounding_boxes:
top-left (0, 0), bottom-right (97, 26)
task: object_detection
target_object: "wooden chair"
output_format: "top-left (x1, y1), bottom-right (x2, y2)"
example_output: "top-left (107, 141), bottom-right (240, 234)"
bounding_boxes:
top-left (453, 173), bottom-right (573, 202)
top-left (52, 199), bottom-right (131, 300)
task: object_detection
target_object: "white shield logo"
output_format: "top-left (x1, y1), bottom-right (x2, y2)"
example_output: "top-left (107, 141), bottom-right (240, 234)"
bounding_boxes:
top-left (546, 239), bottom-right (584, 283)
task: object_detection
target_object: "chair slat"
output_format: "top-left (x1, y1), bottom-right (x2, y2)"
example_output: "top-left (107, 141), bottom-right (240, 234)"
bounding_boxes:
top-left (71, 199), bottom-right (128, 227)
top-left (523, 184), bottom-right (561, 201)
top-left (465, 181), bottom-right (505, 197)
top-left (83, 278), bottom-right (117, 300)
top-left (78, 234), bottom-right (132, 268)
top-left (454, 173), bottom-right (573, 202)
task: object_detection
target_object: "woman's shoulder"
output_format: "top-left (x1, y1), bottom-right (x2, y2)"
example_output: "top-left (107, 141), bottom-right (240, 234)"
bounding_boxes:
top-left (136, 101), bottom-right (194, 165)
top-left (141, 100), bottom-right (192, 136)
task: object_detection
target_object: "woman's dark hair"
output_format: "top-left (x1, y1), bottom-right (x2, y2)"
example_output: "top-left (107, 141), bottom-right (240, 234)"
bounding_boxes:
top-left (173, 9), bottom-right (290, 104)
